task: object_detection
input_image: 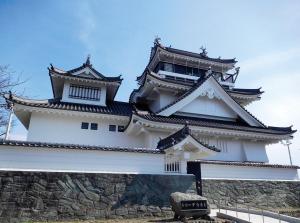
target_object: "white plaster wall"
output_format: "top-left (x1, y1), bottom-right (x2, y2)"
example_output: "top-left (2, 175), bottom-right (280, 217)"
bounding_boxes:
top-left (27, 112), bottom-right (145, 148)
top-left (243, 141), bottom-right (269, 162)
top-left (178, 96), bottom-right (237, 119)
top-left (0, 146), bottom-right (165, 174)
top-left (149, 91), bottom-right (176, 112)
top-left (62, 80), bottom-right (107, 106)
top-left (201, 164), bottom-right (299, 180)
top-left (204, 138), bottom-right (247, 162)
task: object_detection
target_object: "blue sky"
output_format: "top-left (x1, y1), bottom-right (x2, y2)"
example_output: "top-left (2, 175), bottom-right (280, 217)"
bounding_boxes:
top-left (1, 0), bottom-right (300, 166)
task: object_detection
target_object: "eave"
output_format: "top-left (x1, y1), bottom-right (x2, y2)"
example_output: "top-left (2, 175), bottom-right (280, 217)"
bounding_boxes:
top-left (5, 95), bottom-right (131, 129)
top-left (147, 43), bottom-right (236, 73)
top-left (0, 140), bottom-right (163, 154)
top-left (125, 113), bottom-right (295, 142)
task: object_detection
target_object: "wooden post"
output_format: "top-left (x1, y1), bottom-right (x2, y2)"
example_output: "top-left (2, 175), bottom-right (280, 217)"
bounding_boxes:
top-left (187, 161), bottom-right (202, 196)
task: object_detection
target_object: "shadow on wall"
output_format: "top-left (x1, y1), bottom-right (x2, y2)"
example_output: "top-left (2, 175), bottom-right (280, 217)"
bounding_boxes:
top-left (114, 174), bottom-right (196, 209)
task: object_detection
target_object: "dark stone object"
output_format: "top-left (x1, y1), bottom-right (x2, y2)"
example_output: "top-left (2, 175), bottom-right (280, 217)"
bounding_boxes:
top-left (170, 192), bottom-right (210, 221)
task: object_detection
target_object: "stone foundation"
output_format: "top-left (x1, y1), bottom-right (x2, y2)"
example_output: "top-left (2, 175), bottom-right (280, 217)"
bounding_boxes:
top-left (202, 179), bottom-right (300, 209)
top-left (0, 171), bottom-right (195, 222)
top-left (1, 171), bottom-right (300, 222)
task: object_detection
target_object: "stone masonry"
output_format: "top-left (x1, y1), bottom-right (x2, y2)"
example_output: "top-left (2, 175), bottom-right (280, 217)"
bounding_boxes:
top-left (202, 179), bottom-right (300, 209)
top-left (1, 171), bottom-right (300, 222)
top-left (0, 171), bottom-right (196, 222)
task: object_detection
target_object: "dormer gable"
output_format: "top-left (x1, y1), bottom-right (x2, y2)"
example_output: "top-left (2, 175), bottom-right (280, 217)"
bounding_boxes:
top-left (156, 75), bottom-right (265, 127)
top-left (49, 56), bottom-right (122, 106)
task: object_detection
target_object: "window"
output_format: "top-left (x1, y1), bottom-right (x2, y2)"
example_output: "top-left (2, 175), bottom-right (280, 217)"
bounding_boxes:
top-left (91, 123), bottom-right (98, 130)
top-left (165, 161), bottom-right (180, 173)
top-left (69, 84), bottom-right (101, 101)
top-left (109, 125), bottom-right (116, 132)
top-left (81, 122), bottom-right (89, 129)
top-left (164, 63), bottom-right (174, 72)
top-left (118, 125), bottom-right (125, 132)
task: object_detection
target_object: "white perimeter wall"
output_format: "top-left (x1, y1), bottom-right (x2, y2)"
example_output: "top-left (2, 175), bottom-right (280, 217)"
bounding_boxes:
top-left (201, 164), bottom-right (299, 181)
top-left (27, 112), bottom-right (145, 148)
top-left (0, 146), bottom-right (297, 180)
top-left (0, 146), bottom-right (165, 174)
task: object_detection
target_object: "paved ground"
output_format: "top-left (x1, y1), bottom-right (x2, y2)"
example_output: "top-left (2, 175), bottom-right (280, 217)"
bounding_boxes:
top-left (212, 209), bottom-right (290, 223)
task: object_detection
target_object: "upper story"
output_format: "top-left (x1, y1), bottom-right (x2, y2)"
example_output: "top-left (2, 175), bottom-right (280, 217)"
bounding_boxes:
top-left (49, 55), bottom-right (122, 107)
top-left (130, 39), bottom-right (263, 116)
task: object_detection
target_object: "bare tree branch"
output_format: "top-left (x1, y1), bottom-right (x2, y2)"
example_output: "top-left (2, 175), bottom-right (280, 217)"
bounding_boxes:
top-left (0, 65), bottom-right (25, 138)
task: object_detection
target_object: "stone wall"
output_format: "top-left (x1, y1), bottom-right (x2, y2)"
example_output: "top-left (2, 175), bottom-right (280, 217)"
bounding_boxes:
top-left (1, 171), bottom-right (300, 222)
top-left (0, 171), bottom-right (196, 222)
top-left (202, 179), bottom-right (300, 209)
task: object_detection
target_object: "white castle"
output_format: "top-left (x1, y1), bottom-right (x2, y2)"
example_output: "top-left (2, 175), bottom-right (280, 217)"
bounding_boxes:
top-left (1, 39), bottom-right (298, 181)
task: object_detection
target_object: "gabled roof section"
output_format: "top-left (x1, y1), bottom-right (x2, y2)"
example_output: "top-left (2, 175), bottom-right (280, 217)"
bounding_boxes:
top-left (157, 124), bottom-right (220, 153)
top-left (49, 56), bottom-right (122, 82)
top-left (156, 75), bottom-right (265, 127)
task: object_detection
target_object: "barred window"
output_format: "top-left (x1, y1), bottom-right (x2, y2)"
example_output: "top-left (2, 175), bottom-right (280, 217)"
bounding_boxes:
top-left (69, 85), bottom-right (101, 101)
top-left (165, 161), bottom-right (180, 173)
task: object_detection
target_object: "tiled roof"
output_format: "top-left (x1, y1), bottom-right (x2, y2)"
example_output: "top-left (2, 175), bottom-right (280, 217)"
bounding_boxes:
top-left (227, 88), bottom-right (263, 95)
top-left (134, 113), bottom-right (296, 136)
top-left (7, 94), bottom-right (295, 136)
top-left (49, 63), bottom-right (122, 83)
top-left (154, 44), bottom-right (237, 64)
top-left (0, 140), bottom-right (163, 154)
top-left (8, 95), bottom-right (132, 117)
top-left (134, 71), bottom-right (262, 103)
top-left (157, 124), bottom-right (220, 152)
top-left (50, 68), bottom-right (122, 83)
top-left (193, 160), bottom-right (299, 169)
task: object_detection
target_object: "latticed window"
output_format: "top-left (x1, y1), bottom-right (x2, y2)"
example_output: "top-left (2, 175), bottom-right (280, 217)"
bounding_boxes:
top-left (165, 161), bottom-right (181, 173)
top-left (69, 85), bottom-right (101, 101)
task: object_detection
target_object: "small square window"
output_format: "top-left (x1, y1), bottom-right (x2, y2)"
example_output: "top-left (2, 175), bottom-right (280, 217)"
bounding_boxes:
top-left (81, 122), bottom-right (89, 129)
top-left (118, 125), bottom-right (125, 132)
top-left (109, 125), bottom-right (116, 132)
top-left (91, 123), bottom-right (98, 130)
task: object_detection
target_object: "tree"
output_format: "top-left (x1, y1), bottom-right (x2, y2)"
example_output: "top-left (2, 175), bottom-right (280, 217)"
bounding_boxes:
top-left (0, 65), bottom-right (23, 137)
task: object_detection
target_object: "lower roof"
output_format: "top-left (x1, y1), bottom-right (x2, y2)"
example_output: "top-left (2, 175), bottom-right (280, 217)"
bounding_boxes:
top-left (193, 160), bottom-right (299, 169)
top-left (7, 95), bottom-right (132, 117)
top-left (0, 140), bottom-right (162, 154)
top-left (134, 113), bottom-right (296, 136)
top-left (6, 94), bottom-right (296, 136)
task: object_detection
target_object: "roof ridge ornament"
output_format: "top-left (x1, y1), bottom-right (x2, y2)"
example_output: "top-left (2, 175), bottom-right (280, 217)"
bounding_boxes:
top-left (200, 46), bottom-right (208, 57)
top-left (154, 36), bottom-right (165, 48)
top-left (85, 54), bottom-right (92, 67)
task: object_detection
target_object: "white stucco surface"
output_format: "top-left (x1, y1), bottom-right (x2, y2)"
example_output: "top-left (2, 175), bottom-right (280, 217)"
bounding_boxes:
top-left (0, 146), bottom-right (165, 174)
top-left (201, 163), bottom-right (299, 180)
top-left (27, 112), bottom-right (145, 148)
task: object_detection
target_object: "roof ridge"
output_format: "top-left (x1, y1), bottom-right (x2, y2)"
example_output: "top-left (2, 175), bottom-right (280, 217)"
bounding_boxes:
top-left (156, 124), bottom-right (220, 152)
